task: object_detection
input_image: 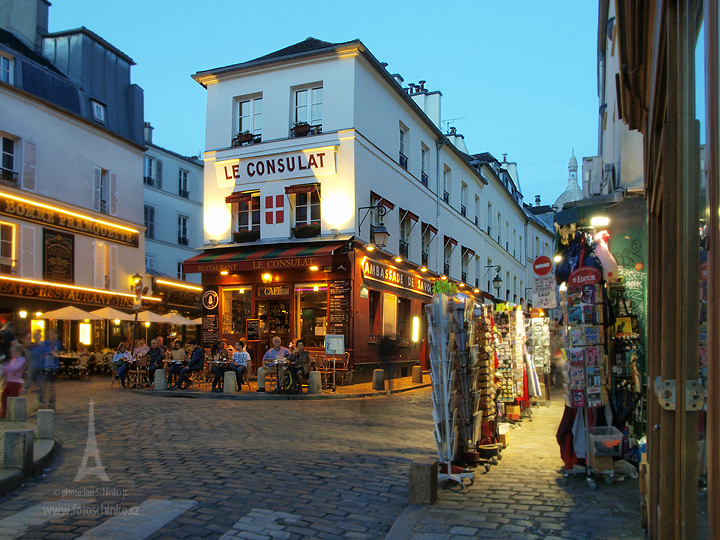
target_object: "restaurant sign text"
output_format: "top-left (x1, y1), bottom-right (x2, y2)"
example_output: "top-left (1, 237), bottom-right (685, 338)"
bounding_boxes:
top-left (193, 257), bottom-right (321, 274)
top-left (0, 193), bottom-right (139, 247)
top-left (361, 258), bottom-right (433, 297)
top-left (0, 278), bottom-right (142, 309)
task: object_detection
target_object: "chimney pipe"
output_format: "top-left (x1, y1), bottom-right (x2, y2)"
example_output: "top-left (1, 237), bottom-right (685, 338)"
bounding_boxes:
top-left (535, 195), bottom-right (541, 206)
top-left (418, 80), bottom-right (426, 91)
top-left (143, 122), bottom-right (153, 145)
top-left (502, 153), bottom-right (507, 163)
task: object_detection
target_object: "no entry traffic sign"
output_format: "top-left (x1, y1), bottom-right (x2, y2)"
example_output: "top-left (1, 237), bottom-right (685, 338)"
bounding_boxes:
top-left (533, 255), bottom-right (552, 276)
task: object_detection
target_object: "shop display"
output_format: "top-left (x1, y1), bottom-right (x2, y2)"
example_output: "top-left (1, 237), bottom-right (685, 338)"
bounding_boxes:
top-left (529, 316), bottom-right (551, 375)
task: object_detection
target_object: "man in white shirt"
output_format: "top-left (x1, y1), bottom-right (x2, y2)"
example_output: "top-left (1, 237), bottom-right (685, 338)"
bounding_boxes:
top-left (256, 336), bottom-right (290, 392)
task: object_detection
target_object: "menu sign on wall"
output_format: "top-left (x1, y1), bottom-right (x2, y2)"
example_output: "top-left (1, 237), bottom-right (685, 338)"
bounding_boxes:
top-left (43, 229), bottom-right (74, 283)
top-left (202, 286), bottom-right (220, 348)
top-left (328, 280), bottom-right (351, 346)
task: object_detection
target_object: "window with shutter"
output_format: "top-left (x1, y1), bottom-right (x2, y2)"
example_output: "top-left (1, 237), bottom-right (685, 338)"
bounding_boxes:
top-left (109, 172), bottom-right (118, 216)
top-left (93, 241), bottom-right (105, 289)
top-left (156, 159), bottom-right (163, 189)
top-left (22, 141), bottom-right (36, 191)
top-left (20, 225), bottom-right (34, 278)
top-left (93, 167), bottom-right (102, 212)
top-left (109, 245), bottom-right (118, 290)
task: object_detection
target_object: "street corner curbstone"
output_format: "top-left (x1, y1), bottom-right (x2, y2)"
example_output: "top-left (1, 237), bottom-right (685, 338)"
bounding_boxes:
top-left (409, 459), bottom-right (439, 505)
top-left (37, 409), bottom-right (54, 440)
top-left (7, 397), bottom-right (27, 422)
top-left (3, 429), bottom-right (33, 480)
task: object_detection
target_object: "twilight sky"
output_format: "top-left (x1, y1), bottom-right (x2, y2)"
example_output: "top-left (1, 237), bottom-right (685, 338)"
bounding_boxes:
top-left (49, 0), bottom-right (600, 207)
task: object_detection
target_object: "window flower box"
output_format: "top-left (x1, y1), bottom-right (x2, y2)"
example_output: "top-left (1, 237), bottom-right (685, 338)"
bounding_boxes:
top-left (292, 122), bottom-right (311, 137)
top-left (233, 229), bottom-right (260, 243)
top-left (291, 223), bottom-right (321, 238)
top-left (233, 131), bottom-right (256, 147)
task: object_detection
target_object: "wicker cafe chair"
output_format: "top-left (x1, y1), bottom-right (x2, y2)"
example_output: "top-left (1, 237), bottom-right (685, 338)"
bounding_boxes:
top-left (74, 354), bottom-right (91, 380)
top-left (128, 355), bottom-right (149, 388)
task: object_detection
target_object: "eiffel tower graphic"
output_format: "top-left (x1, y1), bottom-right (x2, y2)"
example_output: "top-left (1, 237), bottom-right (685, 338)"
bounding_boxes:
top-left (74, 397), bottom-right (110, 482)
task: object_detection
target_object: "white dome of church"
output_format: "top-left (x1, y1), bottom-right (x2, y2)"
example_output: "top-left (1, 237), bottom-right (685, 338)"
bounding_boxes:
top-left (554, 150), bottom-right (583, 209)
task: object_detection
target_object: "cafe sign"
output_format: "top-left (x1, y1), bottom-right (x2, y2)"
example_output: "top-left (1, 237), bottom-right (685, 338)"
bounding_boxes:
top-left (0, 277), bottom-right (154, 309)
top-left (0, 192), bottom-right (139, 247)
top-left (361, 258), bottom-right (433, 297)
top-left (257, 285), bottom-right (290, 297)
top-left (216, 146), bottom-right (337, 187)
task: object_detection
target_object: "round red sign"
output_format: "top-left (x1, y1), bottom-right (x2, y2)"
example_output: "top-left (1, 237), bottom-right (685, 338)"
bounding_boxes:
top-left (533, 255), bottom-right (553, 276)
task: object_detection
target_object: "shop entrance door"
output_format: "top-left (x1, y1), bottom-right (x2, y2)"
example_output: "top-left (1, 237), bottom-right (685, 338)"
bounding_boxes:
top-left (258, 299), bottom-right (291, 350)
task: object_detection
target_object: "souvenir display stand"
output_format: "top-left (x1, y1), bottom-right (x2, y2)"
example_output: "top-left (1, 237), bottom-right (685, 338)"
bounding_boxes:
top-left (528, 315), bottom-right (551, 405)
top-left (426, 294), bottom-right (475, 484)
top-left (561, 267), bottom-right (620, 488)
top-left (476, 305), bottom-right (500, 452)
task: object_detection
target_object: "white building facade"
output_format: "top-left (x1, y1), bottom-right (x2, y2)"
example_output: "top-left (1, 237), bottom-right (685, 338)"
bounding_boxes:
top-left (187, 38), bottom-right (544, 378)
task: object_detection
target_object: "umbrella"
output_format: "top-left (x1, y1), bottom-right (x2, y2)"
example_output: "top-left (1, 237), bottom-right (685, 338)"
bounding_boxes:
top-left (38, 306), bottom-right (105, 321)
top-left (165, 313), bottom-right (200, 325)
top-left (90, 307), bottom-right (136, 321)
top-left (192, 317), bottom-right (203, 324)
top-left (135, 311), bottom-right (175, 323)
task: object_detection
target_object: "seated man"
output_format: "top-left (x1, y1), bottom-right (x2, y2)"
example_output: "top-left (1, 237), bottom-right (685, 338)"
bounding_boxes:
top-left (176, 340), bottom-right (204, 389)
top-left (256, 336), bottom-right (290, 392)
top-left (279, 339), bottom-right (312, 393)
top-left (146, 339), bottom-right (165, 386)
top-left (228, 340), bottom-right (251, 391)
top-left (210, 340), bottom-right (230, 393)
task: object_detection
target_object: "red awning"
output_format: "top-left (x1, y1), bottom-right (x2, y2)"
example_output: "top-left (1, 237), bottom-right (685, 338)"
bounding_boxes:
top-left (225, 192), bottom-right (252, 204)
top-left (183, 242), bottom-right (344, 274)
top-left (422, 222), bottom-right (438, 235)
top-left (462, 246), bottom-right (475, 258)
top-left (399, 208), bottom-right (419, 222)
top-left (370, 190), bottom-right (395, 210)
top-left (444, 236), bottom-right (457, 247)
top-left (285, 183), bottom-right (319, 194)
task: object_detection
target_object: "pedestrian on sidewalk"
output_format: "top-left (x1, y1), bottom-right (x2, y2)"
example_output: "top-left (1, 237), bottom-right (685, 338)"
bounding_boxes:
top-left (379, 336), bottom-right (397, 394)
top-left (0, 343), bottom-right (27, 418)
top-left (23, 330), bottom-right (47, 394)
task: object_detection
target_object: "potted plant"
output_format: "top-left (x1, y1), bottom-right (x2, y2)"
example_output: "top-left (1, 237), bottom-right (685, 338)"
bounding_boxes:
top-left (233, 229), bottom-right (260, 243)
top-left (291, 222), bottom-right (321, 238)
top-left (234, 130), bottom-right (255, 146)
top-left (292, 121), bottom-right (311, 137)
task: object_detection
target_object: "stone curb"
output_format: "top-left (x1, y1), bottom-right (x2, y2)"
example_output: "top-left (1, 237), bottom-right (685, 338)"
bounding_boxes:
top-left (132, 382), bottom-right (433, 401)
top-left (0, 436), bottom-right (58, 497)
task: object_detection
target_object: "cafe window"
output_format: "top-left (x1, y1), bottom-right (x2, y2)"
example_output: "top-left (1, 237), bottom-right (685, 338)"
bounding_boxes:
top-left (0, 222), bottom-right (14, 274)
top-left (222, 287), bottom-right (252, 335)
top-left (294, 190), bottom-right (320, 226)
top-left (294, 282), bottom-right (328, 347)
top-left (238, 193), bottom-right (260, 232)
top-left (369, 289), bottom-right (382, 335)
top-left (397, 298), bottom-right (411, 338)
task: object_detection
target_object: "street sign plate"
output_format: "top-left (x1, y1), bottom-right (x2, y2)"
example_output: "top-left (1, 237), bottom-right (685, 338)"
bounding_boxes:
top-left (533, 255), bottom-right (553, 276)
top-left (533, 290), bottom-right (557, 308)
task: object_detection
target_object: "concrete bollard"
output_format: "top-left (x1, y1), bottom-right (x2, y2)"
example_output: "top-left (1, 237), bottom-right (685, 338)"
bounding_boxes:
top-left (3, 430), bottom-right (34, 480)
top-left (308, 371), bottom-right (322, 394)
top-left (37, 409), bottom-right (54, 440)
top-left (7, 397), bottom-right (27, 422)
top-left (412, 365), bottom-right (423, 384)
top-left (224, 371), bottom-right (237, 394)
top-left (372, 369), bottom-right (385, 391)
top-left (155, 369), bottom-right (167, 390)
top-left (409, 458), bottom-right (439, 504)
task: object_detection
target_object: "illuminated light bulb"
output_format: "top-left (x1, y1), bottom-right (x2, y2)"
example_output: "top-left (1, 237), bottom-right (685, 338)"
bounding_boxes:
top-left (310, 265), bottom-right (319, 271)
top-left (220, 270), bottom-right (229, 275)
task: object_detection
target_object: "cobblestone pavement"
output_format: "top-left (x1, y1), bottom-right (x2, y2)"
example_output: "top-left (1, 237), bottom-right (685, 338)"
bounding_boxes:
top-left (0, 379), bottom-right (437, 540)
top-left (0, 379), bottom-right (655, 540)
top-left (403, 389), bottom-right (647, 540)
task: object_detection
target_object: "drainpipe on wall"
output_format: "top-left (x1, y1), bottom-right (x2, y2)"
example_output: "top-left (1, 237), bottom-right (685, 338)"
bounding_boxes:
top-left (436, 136), bottom-right (446, 275)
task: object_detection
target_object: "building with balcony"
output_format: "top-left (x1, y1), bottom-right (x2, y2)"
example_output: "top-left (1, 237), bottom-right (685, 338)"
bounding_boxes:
top-left (186, 38), bottom-right (546, 379)
top-left (0, 0), bottom-right (152, 348)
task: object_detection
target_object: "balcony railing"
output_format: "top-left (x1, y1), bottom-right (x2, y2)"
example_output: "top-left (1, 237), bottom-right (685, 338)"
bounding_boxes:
top-left (422, 251), bottom-right (429, 266)
top-left (461, 271), bottom-right (467, 283)
top-left (444, 262), bottom-right (450, 276)
top-left (0, 167), bottom-right (18, 184)
top-left (99, 200), bottom-right (107, 214)
top-left (145, 229), bottom-right (154, 239)
top-left (421, 172), bottom-right (428, 186)
top-left (178, 237), bottom-right (189, 246)
top-left (487, 226), bottom-right (491, 235)
top-left (179, 189), bottom-right (190, 199)
top-left (443, 191), bottom-right (449, 203)
top-left (475, 278), bottom-right (479, 288)
top-left (475, 216), bottom-right (479, 226)
top-left (460, 205), bottom-right (466, 217)
top-left (399, 152), bottom-right (408, 170)
top-left (143, 176), bottom-right (155, 187)
top-left (399, 240), bottom-right (409, 259)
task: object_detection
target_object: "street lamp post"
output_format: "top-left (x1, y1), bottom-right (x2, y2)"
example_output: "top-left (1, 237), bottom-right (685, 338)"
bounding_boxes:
top-left (484, 265), bottom-right (503, 299)
top-left (358, 203), bottom-right (391, 249)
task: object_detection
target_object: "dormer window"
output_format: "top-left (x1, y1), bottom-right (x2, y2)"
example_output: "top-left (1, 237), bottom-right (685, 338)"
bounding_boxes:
top-left (90, 100), bottom-right (106, 124)
top-left (0, 53), bottom-right (13, 84)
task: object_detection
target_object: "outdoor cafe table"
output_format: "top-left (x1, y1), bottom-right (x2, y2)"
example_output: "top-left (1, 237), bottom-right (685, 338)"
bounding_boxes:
top-left (56, 354), bottom-right (79, 376)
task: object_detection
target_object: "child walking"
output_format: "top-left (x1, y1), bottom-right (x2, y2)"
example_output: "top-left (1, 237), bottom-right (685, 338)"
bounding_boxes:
top-left (0, 343), bottom-right (27, 418)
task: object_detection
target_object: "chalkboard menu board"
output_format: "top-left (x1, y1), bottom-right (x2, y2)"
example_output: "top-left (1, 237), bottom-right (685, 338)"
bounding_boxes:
top-left (43, 229), bottom-right (74, 283)
top-left (328, 280), bottom-right (351, 345)
top-left (246, 319), bottom-right (260, 342)
top-left (202, 315), bottom-right (218, 348)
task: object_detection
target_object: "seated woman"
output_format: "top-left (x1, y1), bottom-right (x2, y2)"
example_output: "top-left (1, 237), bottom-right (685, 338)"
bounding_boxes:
top-left (167, 339), bottom-right (187, 387)
top-left (280, 339), bottom-right (312, 393)
top-left (228, 340), bottom-right (251, 391)
top-left (112, 342), bottom-right (132, 389)
top-left (210, 339), bottom-right (230, 393)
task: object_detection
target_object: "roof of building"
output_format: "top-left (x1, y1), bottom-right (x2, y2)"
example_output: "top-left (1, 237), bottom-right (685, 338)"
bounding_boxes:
top-left (44, 27), bottom-right (136, 65)
top-left (0, 28), bottom-right (64, 76)
top-left (146, 142), bottom-right (204, 167)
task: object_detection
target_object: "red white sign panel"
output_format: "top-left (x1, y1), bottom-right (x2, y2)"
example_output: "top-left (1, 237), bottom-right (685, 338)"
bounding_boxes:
top-left (568, 267), bottom-right (602, 287)
top-left (533, 255), bottom-right (553, 276)
top-left (133, 281), bottom-right (143, 310)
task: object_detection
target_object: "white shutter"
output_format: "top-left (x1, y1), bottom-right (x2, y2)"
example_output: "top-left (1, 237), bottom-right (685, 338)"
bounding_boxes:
top-left (156, 159), bottom-right (163, 189)
top-left (20, 225), bottom-right (35, 278)
top-left (109, 245), bottom-right (118, 291)
top-left (22, 141), bottom-right (37, 192)
top-left (93, 167), bottom-right (102, 212)
top-left (93, 241), bottom-right (105, 289)
top-left (109, 171), bottom-right (118, 216)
